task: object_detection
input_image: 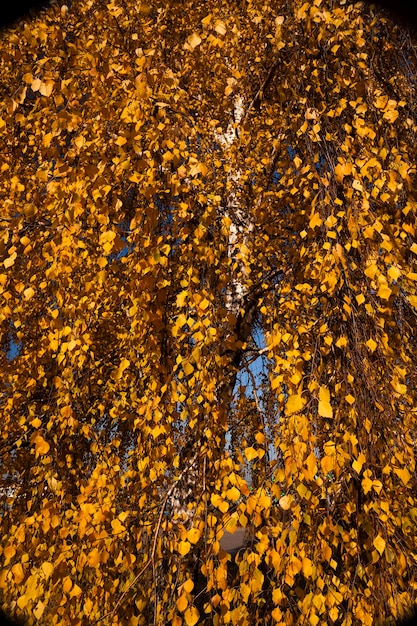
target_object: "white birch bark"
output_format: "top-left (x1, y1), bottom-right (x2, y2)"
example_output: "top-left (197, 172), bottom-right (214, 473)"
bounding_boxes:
top-left (170, 94), bottom-right (257, 522)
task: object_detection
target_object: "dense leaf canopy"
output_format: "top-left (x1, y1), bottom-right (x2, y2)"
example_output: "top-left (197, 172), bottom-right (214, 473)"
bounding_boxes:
top-left (1, 0), bottom-right (417, 624)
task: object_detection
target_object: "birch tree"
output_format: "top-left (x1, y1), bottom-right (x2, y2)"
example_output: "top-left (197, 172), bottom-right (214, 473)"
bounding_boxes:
top-left (1, 1), bottom-right (417, 625)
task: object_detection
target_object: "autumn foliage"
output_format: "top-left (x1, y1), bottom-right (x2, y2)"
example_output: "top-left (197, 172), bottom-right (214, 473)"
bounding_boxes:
top-left (1, 0), bottom-right (417, 624)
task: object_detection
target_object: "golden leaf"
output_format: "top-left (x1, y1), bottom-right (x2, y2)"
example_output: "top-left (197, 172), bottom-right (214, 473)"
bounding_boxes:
top-left (394, 467), bottom-right (411, 485)
top-left (34, 435), bottom-right (50, 456)
top-left (302, 557), bottom-right (313, 577)
top-left (352, 452), bottom-right (366, 474)
top-left (366, 338), bottom-right (377, 352)
top-left (4, 255), bottom-right (16, 268)
top-left (279, 495), bottom-right (292, 510)
top-left (240, 582), bottom-right (250, 603)
top-left (41, 562), bottom-right (54, 579)
top-left (373, 535), bottom-right (386, 555)
top-left (23, 286), bottom-right (35, 300)
top-left (178, 541), bottom-right (191, 556)
top-left (187, 33), bottom-right (202, 49)
top-left (187, 528), bottom-right (202, 545)
top-left (16, 595), bottom-right (29, 610)
top-left (33, 601), bottom-right (45, 620)
top-left (184, 607), bottom-right (199, 626)
top-left (182, 579), bottom-right (194, 594)
top-left (69, 584), bottom-right (82, 598)
top-left (321, 455), bottom-right (334, 475)
top-left (258, 491), bottom-right (271, 509)
top-left (226, 486), bottom-right (240, 502)
top-left (74, 136), bottom-right (84, 149)
top-left (244, 446), bottom-right (258, 461)
top-left (377, 283), bottom-right (392, 300)
top-left (39, 80), bottom-right (54, 97)
top-left (11, 563), bottom-right (25, 584)
top-left (87, 549), bottom-right (100, 567)
top-left (318, 386), bottom-right (333, 418)
top-left (362, 476), bottom-right (373, 495)
top-left (214, 20), bottom-right (226, 35)
top-left (4, 545), bottom-right (16, 560)
top-left (286, 394), bottom-right (305, 415)
top-left (388, 266), bottom-right (401, 281)
top-left (177, 593), bottom-right (188, 613)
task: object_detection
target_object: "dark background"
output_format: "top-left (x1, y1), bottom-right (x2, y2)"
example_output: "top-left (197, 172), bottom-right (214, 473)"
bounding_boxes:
top-left (0, 0), bottom-right (416, 29)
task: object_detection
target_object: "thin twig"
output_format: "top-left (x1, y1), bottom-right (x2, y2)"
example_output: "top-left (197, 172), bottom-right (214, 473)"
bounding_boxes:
top-left (94, 456), bottom-right (197, 624)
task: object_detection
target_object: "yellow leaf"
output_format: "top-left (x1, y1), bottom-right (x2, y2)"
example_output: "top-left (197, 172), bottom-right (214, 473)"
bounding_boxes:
top-left (63, 577), bottom-right (73, 593)
top-left (74, 136), bottom-right (84, 149)
top-left (334, 162), bottom-right (352, 182)
top-left (366, 338), bottom-right (377, 352)
top-left (319, 386), bottom-right (330, 403)
top-left (70, 584), bottom-right (82, 598)
top-left (12, 563), bottom-right (25, 584)
top-left (364, 263), bottom-right (378, 279)
top-left (249, 567), bottom-right (264, 593)
top-left (352, 452), bottom-right (366, 474)
top-left (377, 283), bottom-right (392, 300)
top-left (388, 266), bottom-right (401, 281)
top-left (16, 595), bottom-right (29, 610)
top-left (41, 562), bottom-right (54, 579)
top-left (372, 480), bottom-right (382, 494)
top-left (286, 394), bottom-right (305, 415)
top-left (240, 582), bottom-right (250, 603)
top-left (409, 295), bottom-right (417, 309)
top-left (318, 386), bottom-right (333, 418)
top-left (176, 291), bottom-right (188, 307)
top-left (111, 519), bottom-right (126, 534)
top-left (258, 492), bottom-right (271, 509)
top-left (33, 601), bottom-right (45, 620)
top-left (178, 540), bottom-right (191, 556)
top-left (39, 80), bottom-right (54, 97)
top-left (214, 20), bottom-right (226, 35)
top-left (23, 286), bottom-right (35, 300)
top-left (391, 379), bottom-right (407, 394)
top-left (383, 109), bottom-right (399, 123)
top-left (182, 579), bottom-right (194, 594)
top-left (309, 212), bottom-right (323, 229)
top-left (302, 557), bottom-right (313, 577)
top-left (321, 455), bottom-right (334, 475)
top-left (187, 33), bottom-right (202, 49)
top-left (187, 528), bottom-right (202, 545)
top-left (394, 467), bottom-right (411, 485)
top-left (115, 136), bottom-right (127, 146)
top-left (199, 297), bottom-right (210, 310)
top-left (226, 486), bottom-right (240, 502)
top-left (362, 476), bottom-right (373, 495)
top-left (244, 446), bottom-right (258, 462)
top-left (183, 361), bottom-right (194, 376)
top-left (177, 593), bottom-right (188, 613)
top-left (87, 549), bottom-right (100, 567)
top-left (34, 435), bottom-right (50, 456)
top-left (373, 535), bottom-right (386, 555)
top-left (4, 545), bottom-right (16, 560)
top-left (279, 494), bottom-right (292, 510)
top-left (4, 255), bottom-right (15, 268)
top-left (184, 607), bottom-right (199, 626)
top-left (50, 338), bottom-right (59, 352)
